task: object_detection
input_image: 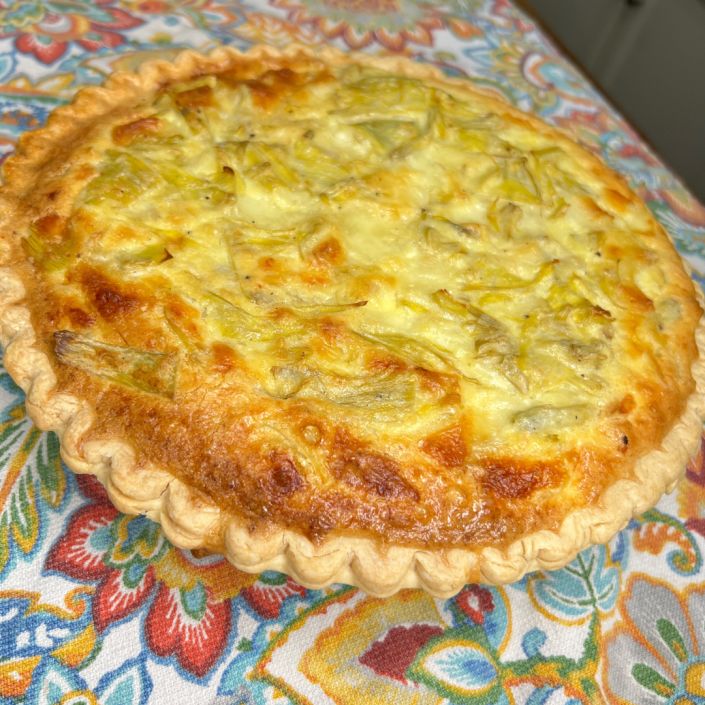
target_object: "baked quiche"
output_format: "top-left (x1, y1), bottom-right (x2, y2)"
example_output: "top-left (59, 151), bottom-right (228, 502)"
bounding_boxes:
top-left (1, 45), bottom-right (704, 597)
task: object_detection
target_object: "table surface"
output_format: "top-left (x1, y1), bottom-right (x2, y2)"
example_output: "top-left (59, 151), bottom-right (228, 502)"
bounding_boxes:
top-left (2, 2), bottom-right (705, 704)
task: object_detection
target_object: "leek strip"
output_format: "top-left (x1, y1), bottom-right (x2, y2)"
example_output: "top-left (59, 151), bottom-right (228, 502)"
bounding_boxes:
top-left (512, 404), bottom-right (590, 432)
top-left (266, 365), bottom-right (416, 410)
top-left (352, 328), bottom-right (457, 376)
top-left (462, 260), bottom-right (556, 291)
top-left (432, 289), bottom-right (528, 392)
top-left (54, 331), bottom-right (177, 398)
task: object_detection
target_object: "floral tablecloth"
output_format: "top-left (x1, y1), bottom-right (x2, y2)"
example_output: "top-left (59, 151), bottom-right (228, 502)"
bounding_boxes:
top-left (2, 2), bottom-right (705, 704)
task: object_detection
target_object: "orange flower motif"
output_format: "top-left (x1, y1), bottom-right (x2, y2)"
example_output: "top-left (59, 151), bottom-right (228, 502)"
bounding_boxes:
top-left (0, 2), bottom-right (142, 65)
top-left (234, 12), bottom-right (321, 47)
top-left (270, 0), bottom-right (445, 51)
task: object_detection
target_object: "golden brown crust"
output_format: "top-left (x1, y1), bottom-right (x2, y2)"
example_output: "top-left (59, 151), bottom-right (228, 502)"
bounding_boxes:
top-left (1, 44), bottom-right (704, 596)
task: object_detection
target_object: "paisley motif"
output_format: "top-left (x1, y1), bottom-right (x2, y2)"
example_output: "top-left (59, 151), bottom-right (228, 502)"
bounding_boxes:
top-left (603, 575), bottom-right (705, 705)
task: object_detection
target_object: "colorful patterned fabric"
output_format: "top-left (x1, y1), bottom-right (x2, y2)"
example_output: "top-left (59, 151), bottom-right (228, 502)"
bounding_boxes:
top-left (1, 2), bottom-right (705, 703)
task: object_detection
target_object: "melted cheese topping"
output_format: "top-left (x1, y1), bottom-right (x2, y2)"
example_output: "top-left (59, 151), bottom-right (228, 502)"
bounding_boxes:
top-left (24, 60), bottom-right (699, 546)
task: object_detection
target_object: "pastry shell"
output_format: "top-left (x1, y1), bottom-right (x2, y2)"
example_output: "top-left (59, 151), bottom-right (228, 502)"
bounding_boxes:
top-left (1, 44), bottom-right (704, 597)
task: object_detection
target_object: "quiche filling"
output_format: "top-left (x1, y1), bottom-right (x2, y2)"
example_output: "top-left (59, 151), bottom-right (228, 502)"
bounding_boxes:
top-left (19, 58), bottom-right (699, 547)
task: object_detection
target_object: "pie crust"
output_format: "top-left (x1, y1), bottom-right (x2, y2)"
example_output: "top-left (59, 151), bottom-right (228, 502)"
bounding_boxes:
top-left (1, 44), bottom-right (704, 597)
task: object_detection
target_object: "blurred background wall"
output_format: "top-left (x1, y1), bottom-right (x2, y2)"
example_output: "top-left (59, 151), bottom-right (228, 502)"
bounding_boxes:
top-left (519, 0), bottom-right (705, 203)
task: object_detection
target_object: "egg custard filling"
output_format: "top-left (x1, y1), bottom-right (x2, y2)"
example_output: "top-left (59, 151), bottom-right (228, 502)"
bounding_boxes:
top-left (5, 50), bottom-right (701, 557)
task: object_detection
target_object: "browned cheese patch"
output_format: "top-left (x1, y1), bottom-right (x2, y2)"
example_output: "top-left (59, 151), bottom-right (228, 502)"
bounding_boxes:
top-left (480, 458), bottom-right (558, 500)
top-left (260, 451), bottom-right (305, 503)
top-left (77, 265), bottom-right (141, 320)
top-left (420, 425), bottom-right (467, 468)
top-left (174, 85), bottom-right (215, 109)
top-left (112, 117), bottom-right (161, 146)
top-left (331, 429), bottom-right (419, 500)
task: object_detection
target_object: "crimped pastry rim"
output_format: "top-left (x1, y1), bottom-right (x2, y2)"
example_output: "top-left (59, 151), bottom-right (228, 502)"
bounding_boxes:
top-left (1, 44), bottom-right (704, 598)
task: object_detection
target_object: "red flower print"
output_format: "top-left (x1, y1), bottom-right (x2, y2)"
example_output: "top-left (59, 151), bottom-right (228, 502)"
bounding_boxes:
top-left (92, 567), bottom-right (157, 632)
top-left (45, 476), bottom-right (232, 677)
top-left (241, 575), bottom-right (307, 619)
top-left (456, 585), bottom-right (495, 624)
top-left (45, 498), bottom-right (119, 582)
top-left (145, 584), bottom-right (232, 678)
top-left (359, 623), bottom-right (443, 683)
top-left (14, 33), bottom-right (67, 64)
top-left (45, 476), bottom-right (306, 678)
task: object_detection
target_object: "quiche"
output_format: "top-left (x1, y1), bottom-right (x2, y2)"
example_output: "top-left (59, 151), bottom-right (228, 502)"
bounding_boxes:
top-left (1, 45), bottom-right (704, 597)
